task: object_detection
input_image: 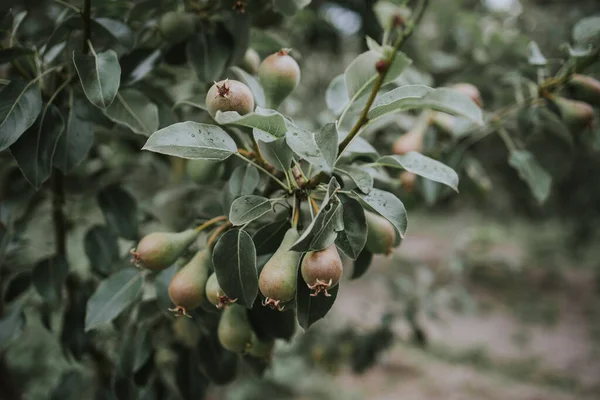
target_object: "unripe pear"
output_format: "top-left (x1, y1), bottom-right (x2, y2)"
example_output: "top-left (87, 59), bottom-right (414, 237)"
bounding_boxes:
top-left (258, 49), bottom-right (300, 108)
top-left (168, 249), bottom-right (211, 317)
top-left (241, 48), bottom-right (261, 75)
top-left (131, 229), bottom-right (199, 271)
top-left (206, 272), bottom-right (235, 309)
top-left (452, 83), bottom-right (482, 107)
top-left (552, 96), bottom-right (595, 132)
top-left (258, 228), bottom-right (300, 311)
top-left (247, 333), bottom-right (275, 359)
top-left (300, 244), bottom-right (343, 297)
top-left (159, 11), bottom-right (196, 43)
top-left (399, 171), bottom-right (416, 193)
top-left (567, 74), bottom-right (600, 106)
top-left (392, 130), bottom-right (424, 155)
top-left (365, 211), bottom-right (396, 255)
top-left (206, 79), bottom-right (255, 118)
top-left (217, 303), bottom-right (253, 353)
top-left (186, 159), bottom-right (224, 185)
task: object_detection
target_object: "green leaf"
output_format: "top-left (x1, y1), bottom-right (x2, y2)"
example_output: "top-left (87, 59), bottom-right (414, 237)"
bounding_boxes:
top-left (97, 185), bottom-right (138, 240)
top-left (0, 47), bottom-right (34, 64)
top-left (376, 152), bottom-right (459, 192)
top-left (84, 225), bottom-right (120, 275)
top-left (0, 80), bottom-right (42, 151)
top-left (572, 16), bottom-right (600, 46)
top-left (335, 165), bottom-right (373, 194)
top-left (339, 135), bottom-right (380, 162)
top-left (142, 122), bottom-right (237, 160)
top-left (93, 18), bottom-right (135, 49)
top-left (351, 250), bottom-right (373, 280)
top-left (367, 85), bottom-right (483, 124)
top-left (187, 28), bottom-right (233, 83)
top-left (0, 305), bottom-right (24, 350)
top-left (296, 270), bottom-right (338, 330)
top-left (335, 195), bottom-right (367, 260)
top-left (325, 74), bottom-right (349, 115)
top-left (121, 49), bottom-right (163, 85)
top-left (252, 218), bottom-right (291, 256)
top-left (10, 104), bottom-right (64, 189)
top-left (273, 0), bottom-right (312, 16)
top-left (527, 41), bottom-right (547, 66)
top-left (286, 122), bottom-right (338, 173)
top-left (291, 178), bottom-right (343, 252)
top-left (230, 66), bottom-right (266, 108)
top-left (358, 188), bottom-right (407, 240)
top-left (53, 96), bottom-right (94, 174)
top-left (85, 268), bottom-right (143, 331)
top-left (214, 107), bottom-right (287, 142)
top-left (222, 164), bottom-right (260, 214)
top-left (103, 89), bottom-right (159, 136)
top-left (229, 195), bottom-right (272, 226)
top-left (344, 49), bottom-right (411, 100)
top-left (73, 49), bottom-right (121, 109)
top-left (32, 255), bottom-right (69, 309)
top-left (212, 229), bottom-right (258, 308)
top-left (257, 137), bottom-right (293, 172)
top-left (508, 150), bottom-right (552, 204)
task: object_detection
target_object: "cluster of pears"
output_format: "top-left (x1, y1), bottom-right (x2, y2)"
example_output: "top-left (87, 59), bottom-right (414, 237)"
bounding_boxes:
top-left (129, 206), bottom-right (396, 355)
top-left (547, 74), bottom-right (599, 133)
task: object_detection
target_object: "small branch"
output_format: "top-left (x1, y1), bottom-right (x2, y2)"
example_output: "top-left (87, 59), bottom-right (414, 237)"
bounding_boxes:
top-left (53, 0), bottom-right (81, 13)
top-left (305, 0), bottom-right (429, 190)
top-left (195, 216), bottom-right (226, 232)
top-left (82, 0), bottom-right (92, 54)
top-left (52, 171), bottom-right (67, 256)
top-left (309, 197), bottom-right (319, 214)
top-left (206, 222), bottom-right (232, 249)
top-left (234, 153), bottom-right (290, 192)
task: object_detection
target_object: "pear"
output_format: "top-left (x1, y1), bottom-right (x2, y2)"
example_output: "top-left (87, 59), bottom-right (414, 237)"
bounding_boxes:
top-left (206, 79), bottom-right (255, 118)
top-left (258, 49), bottom-right (300, 108)
top-left (186, 159), bottom-right (224, 185)
top-left (258, 228), bottom-right (300, 310)
top-left (168, 249), bottom-right (212, 316)
top-left (205, 272), bottom-right (235, 309)
top-left (158, 11), bottom-right (196, 43)
top-left (567, 74), bottom-right (600, 106)
top-left (242, 48), bottom-right (261, 75)
top-left (552, 96), bottom-right (595, 133)
top-left (365, 211), bottom-right (396, 255)
top-left (247, 333), bottom-right (275, 359)
top-left (300, 244), bottom-right (343, 297)
top-left (217, 303), bottom-right (253, 353)
top-left (131, 229), bottom-right (199, 271)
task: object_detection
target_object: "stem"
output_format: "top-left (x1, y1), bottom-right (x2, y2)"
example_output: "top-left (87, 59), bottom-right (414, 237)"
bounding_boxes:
top-left (309, 197), bottom-right (319, 214)
top-left (305, 0), bottom-right (429, 190)
top-left (252, 137), bottom-right (267, 167)
top-left (234, 153), bottom-right (290, 192)
top-left (82, 0), bottom-right (92, 54)
top-left (497, 127), bottom-right (517, 153)
top-left (206, 222), bottom-right (232, 249)
top-left (292, 194), bottom-right (300, 229)
top-left (195, 216), bottom-right (226, 232)
top-left (52, 171), bottom-right (67, 256)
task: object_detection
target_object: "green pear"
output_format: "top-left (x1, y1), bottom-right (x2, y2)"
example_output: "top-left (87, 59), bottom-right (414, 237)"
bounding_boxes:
top-left (217, 304), bottom-right (253, 353)
top-left (168, 249), bottom-right (212, 316)
top-left (131, 229), bottom-right (199, 271)
top-left (365, 211), bottom-right (396, 255)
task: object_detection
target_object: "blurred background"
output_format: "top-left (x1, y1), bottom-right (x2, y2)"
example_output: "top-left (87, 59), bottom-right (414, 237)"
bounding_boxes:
top-left (2, 0), bottom-right (600, 399)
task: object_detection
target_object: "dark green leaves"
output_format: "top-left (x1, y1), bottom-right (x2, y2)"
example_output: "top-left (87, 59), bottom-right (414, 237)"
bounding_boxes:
top-left (85, 268), bottom-right (143, 331)
top-left (358, 188), bottom-right (407, 240)
top-left (97, 185), bottom-right (138, 240)
top-left (187, 28), bottom-right (233, 83)
top-left (142, 122), bottom-right (238, 160)
top-left (212, 229), bottom-right (258, 308)
top-left (335, 196), bottom-right (367, 259)
top-left (0, 47), bottom-right (33, 64)
top-left (257, 137), bottom-right (293, 172)
top-left (253, 218), bottom-right (291, 256)
top-left (286, 122), bottom-right (338, 173)
top-left (351, 250), bottom-right (373, 280)
top-left (296, 270), bottom-right (338, 330)
top-left (10, 104), bottom-right (64, 189)
top-left (376, 152), bottom-right (459, 192)
top-left (0, 80), bottom-right (42, 151)
top-left (53, 96), bottom-right (94, 174)
top-left (104, 89), bottom-right (159, 136)
top-left (73, 49), bottom-right (121, 109)
top-left (222, 164), bottom-right (260, 213)
top-left (508, 150), bottom-right (552, 204)
top-left (292, 178), bottom-right (343, 252)
top-left (32, 255), bottom-right (69, 309)
top-left (84, 225), bottom-right (120, 275)
top-left (229, 195), bottom-right (272, 226)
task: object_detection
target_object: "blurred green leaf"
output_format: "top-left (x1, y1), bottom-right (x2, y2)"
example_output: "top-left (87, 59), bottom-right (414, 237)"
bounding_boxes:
top-left (53, 96), bottom-right (94, 174)
top-left (0, 305), bottom-right (24, 350)
top-left (84, 225), bottom-right (120, 275)
top-left (273, 0), bottom-right (312, 16)
top-left (376, 152), bottom-right (459, 191)
top-left (103, 89), bottom-right (159, 136)
top-left (0, 80), bottom-right (42, 151)
top-left (187, 28), bottom-right (233, 83)
top-left (142, 122), bottom-right (237, 160)
top-left (212, 229), bottom-right (258, 308)
top-left (351, 250), bottom-right (373, 280)
top-left (0, 47), bottom-right (33, 64)
top-left (73, 49), bottom-right (121, 109)
top-left (32, 255), bottom-right (69, 309)
top-left (572, 16), bottom-right (600, 46)
top-left (85, 268), bottom-right (143, 331)
top-left (508, 150), bottom-right (552, 204)
top-left (325, 74), bottom-right (349, 116)
top-left (97, 185), bottom-right (138, 240)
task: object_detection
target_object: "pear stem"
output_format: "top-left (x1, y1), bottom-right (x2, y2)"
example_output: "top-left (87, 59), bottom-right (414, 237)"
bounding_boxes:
top-left (195, 216), bottom-right (227, 232)
top-left (206, 222), bottom-right (232, 249)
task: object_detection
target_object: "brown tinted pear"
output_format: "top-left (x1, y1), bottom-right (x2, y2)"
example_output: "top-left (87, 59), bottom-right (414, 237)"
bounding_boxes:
top-left (258, 228), bottom-right (300, 311)
top-left (567, 74), bottom-right (600, 106)
top-left (452, 83), bottom-right (483, 107)
top-left (258, 49), bottom-right (300, 108)
top-left (365, 211), bottom-right (396, 255)
top-left (552, 96), bottom-right (595, 132)
top-left (168, 249), bottom-right (211, 317)
top-left (205, 79), bottom-right (255, 118)
top-left (300, 244), bottom-right (343, 297)
top-left (205, 272), bottom-right (235, 309)
top-left (131, 229), bottom-right (199, 271)
top-left (217, 303), bottom-right (253, 353)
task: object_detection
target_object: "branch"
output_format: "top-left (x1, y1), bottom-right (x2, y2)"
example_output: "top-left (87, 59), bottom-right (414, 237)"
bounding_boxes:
top-left (305, 0), bottom-right (429, 189)
top-left (82, 0), bottom-right (92, 54)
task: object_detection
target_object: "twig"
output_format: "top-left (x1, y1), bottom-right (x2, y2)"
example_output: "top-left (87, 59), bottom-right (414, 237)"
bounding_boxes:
top-left (82, 0), bottom-right (92, 54)
top-left (234, 153), bottom-right (290, 192)
top-left (206, 222), bottom-right (232, 249)
top-left (195, 216), bottom-right (226, 232)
